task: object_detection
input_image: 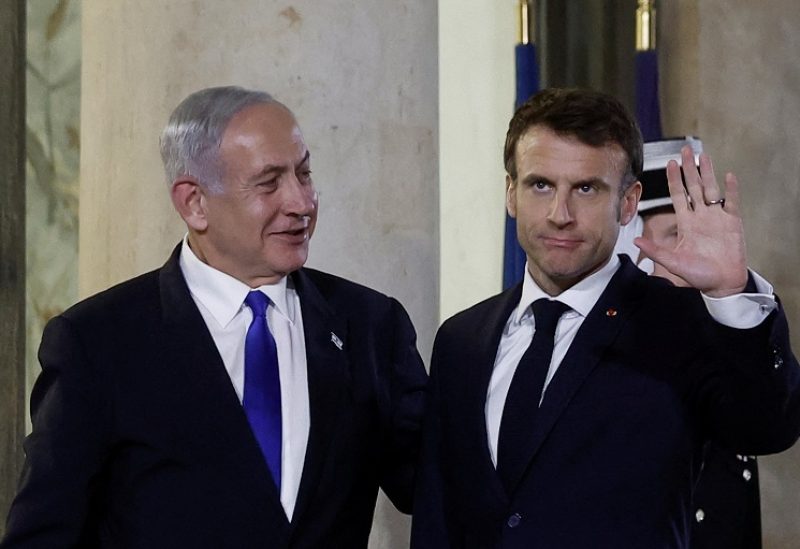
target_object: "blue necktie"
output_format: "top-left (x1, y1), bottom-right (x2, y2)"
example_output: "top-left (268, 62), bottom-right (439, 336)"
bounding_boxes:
top-left (497, 299), bottom-right (569, 493)
top-left (243, 291), bottom-right (282, 490)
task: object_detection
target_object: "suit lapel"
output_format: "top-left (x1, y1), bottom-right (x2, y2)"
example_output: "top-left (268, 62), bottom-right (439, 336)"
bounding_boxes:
top-left (157, 245), bottom-right (289, 527)
top-left (504, 258), bottom-right (647, 494)
top-left (288, 269), bottom-right (350, 526)
top-left (465, 285), bottom-right (523, 505)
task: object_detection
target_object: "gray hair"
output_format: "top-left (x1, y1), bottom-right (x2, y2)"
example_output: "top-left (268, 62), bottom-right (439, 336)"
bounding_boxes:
top-left (159, 86), bottom-right (280, 193)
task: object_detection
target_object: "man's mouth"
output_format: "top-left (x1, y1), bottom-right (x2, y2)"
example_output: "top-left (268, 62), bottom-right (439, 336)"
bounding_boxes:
top-left (272, 225), bottom-right (310, 242)
top-left (540, 235), bottom-right (583, 249)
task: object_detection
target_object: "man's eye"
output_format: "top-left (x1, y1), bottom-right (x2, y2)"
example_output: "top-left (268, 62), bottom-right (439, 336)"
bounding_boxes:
top-left (533, 180), bottom-right (549, 190)
top-left (258, 179), bottom-right (279, 190)
top-left (578, 184), bottom-right (594, 193)
top-left (298, 169), bottom-right (313, 183)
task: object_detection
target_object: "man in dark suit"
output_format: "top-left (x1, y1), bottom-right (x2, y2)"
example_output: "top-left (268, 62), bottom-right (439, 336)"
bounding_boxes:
top-left (411, 88), bottom-right (800, 548)
top-left (1, 86), bottom-right (428, 548)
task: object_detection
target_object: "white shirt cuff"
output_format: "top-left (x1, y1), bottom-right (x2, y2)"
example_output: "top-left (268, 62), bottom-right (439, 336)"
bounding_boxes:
top-left (701, 270), bottom-right (777, 329)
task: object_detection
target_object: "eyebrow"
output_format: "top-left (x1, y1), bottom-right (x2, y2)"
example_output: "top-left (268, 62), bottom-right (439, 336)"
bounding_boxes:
top-left (247, 151), bottom-right (311, 183)
top-left (295, 151), bottom-right (311, 169)
top-left (573, 177), bottom-right (610, 189)
top-left (519, 173), bottom-right (610, 189)
top-left (519, 173), bottom-right (553, 187)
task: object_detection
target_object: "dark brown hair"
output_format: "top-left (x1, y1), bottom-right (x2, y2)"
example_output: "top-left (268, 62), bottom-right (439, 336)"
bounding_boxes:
top-left (504, 88), bottom-right (643, 192)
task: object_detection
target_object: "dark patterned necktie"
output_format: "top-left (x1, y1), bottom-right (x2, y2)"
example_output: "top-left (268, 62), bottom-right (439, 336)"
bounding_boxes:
top-left (243, 290), bottom-right (282, 490)
top-left (497, 298), bottom-right (569, 493)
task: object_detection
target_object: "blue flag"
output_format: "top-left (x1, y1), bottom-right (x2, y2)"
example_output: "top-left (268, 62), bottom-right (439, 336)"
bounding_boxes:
top-left (503, 42), bottom-right (539, 290)
top-left (635, 48), bottom-right (662, 141)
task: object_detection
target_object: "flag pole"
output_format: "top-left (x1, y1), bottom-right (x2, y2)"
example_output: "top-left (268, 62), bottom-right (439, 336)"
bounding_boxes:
top-left (513, 0), bottom-right (539, 111)
top-left (634, 0), bottom-right (663, 141)
top-left (504, 1), bottom-right (539, 289)
top-left (518, 0), bottom-right (534, 46)
top-left (636, 0), bottom-right (656, 52)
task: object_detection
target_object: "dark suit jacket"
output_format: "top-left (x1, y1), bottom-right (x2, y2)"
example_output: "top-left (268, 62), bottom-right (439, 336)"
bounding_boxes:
top-left (2, 245), bottom-right (427, 549)
top-left (411, 257), bottom-right (800, 549)
top-left (691, 443), bottom-right (762, 549)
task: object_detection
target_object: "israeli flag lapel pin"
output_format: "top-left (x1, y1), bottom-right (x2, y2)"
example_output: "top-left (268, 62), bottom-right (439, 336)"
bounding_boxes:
top-left (330, 332), bottom-right (343, 350)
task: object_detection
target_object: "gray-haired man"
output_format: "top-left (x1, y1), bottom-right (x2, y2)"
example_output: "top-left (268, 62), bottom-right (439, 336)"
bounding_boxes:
top-left (2, 86), bottom-right (427, 549)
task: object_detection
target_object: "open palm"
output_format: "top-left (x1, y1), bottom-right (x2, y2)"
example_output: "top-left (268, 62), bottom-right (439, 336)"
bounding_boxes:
top-left (635, 146), bottom-right (748, 297)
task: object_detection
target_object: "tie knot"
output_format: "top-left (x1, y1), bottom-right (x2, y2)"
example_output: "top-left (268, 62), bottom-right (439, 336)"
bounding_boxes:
top-left (244, 291), bottom-right (271, 318)
top-left (531, 299), bottom-right (569, 335)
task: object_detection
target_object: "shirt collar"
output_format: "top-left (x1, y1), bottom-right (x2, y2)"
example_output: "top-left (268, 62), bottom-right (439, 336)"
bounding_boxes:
top-left (513, 254), bottom-right (621, 324)
top-left (179, 236), bottom-right (295, 328)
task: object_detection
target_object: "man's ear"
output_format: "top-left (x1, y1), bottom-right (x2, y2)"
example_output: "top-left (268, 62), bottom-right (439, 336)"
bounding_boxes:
top-left (619, 180), bottom-right (642, 226)
top-left (506, 174), bottom-right (518, 219)
top-left (170, 177), bottom-right (209, 232)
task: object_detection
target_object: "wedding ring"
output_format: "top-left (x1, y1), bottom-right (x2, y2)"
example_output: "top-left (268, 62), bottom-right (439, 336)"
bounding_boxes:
top-left (704, 198), bottom-right (726, 207)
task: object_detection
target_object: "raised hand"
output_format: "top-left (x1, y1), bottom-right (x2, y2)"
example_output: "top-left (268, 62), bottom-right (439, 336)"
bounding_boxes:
top-left (634, 145), bottom-right (748, 297)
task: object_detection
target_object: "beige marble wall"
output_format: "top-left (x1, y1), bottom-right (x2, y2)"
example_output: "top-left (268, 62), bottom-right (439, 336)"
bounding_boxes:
top-left (438, 0), bottom-right (514, 321)
top-left (660, 2), bottom-right (800, 546)
top-left (80, 1), bottom-right (437, 546)
top-left (25, 0), bottom-right (81, 432)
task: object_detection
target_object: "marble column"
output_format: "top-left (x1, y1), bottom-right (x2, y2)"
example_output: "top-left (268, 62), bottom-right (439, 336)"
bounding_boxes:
top-left (438, 0), bottom-right (514, 320)
top-left (0, 0), bottom-right (26, 535)
top-left (81, 2), bottom-right (438, 546)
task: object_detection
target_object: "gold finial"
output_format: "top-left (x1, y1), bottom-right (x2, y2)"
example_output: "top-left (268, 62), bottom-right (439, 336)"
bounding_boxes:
top-left (636, 0), bottom-right (657, 51)
top-left (518, 0), bottom-right (535, 45)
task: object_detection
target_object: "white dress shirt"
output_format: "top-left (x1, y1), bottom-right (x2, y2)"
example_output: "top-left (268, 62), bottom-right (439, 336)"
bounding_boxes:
top-left (179, 238), bottom-right (309, 520)
top-left (485, 255), bottom-right (777, 466)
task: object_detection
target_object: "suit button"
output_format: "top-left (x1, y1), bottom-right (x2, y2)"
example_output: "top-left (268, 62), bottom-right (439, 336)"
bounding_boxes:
top-left (507, 513), bottom-right (522, 528)
top-left (743, 469), bottom-right (752, 481)
top-left (695, 509), bottom-right (705, 523)
top-left (774, 347), bottom-right (784, 368)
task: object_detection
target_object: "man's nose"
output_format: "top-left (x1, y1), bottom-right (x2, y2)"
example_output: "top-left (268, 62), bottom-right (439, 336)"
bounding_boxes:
top-left (546, 189), bottom-right (573, 226)
top-left (283, 175), bottom-right (317, 216)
